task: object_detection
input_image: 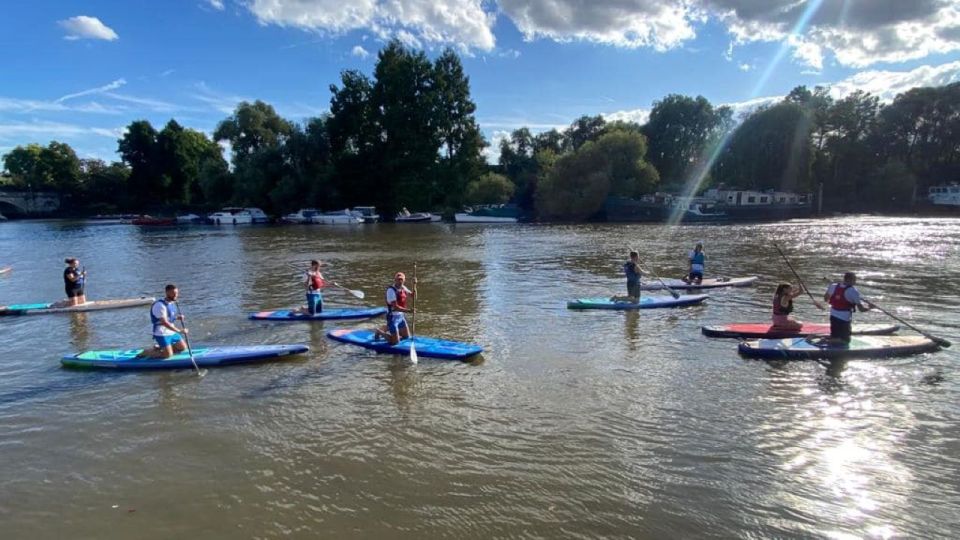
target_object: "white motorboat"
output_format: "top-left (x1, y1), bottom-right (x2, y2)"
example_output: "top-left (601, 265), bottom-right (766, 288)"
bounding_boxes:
top-left (283, 208), bottom-right (321, 224)
top-left (395, 208), bottom-right (433, 223)
top-left (928, 184), bottom-right (960, 206)
top-left (454, 204), bottom-right (521, 223)
top-left (351, 206), bottom-right (380, 223)
top-left (245, 207), bottom-right (270, 223)
top-left (430, 213), bottom-right (443, 222)
top-left (313, 209), bottom-right (364, 225)
top-left (176, 213), bottom-right (202, 223)
top-left (209, 207), bottom-right (254, 225)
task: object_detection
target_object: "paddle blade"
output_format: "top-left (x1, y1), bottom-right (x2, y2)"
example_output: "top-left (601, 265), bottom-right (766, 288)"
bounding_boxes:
top-left (933, 337), bottom-right (952, 348)
top-left (349, 289), bottom-right (365, 300)
top-left (410, 341), bottom-right (418, 364)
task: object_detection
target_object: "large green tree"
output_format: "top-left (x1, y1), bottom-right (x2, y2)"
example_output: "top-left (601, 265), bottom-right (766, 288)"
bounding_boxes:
top-left (643, 95), bottom-right (731, 188)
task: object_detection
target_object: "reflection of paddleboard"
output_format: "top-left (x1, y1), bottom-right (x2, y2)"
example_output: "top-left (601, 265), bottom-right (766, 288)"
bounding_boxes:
top-left (702, 322), bottom-right (899, 339)
top-left (250, 307), bottom-right (387, 321)
top-left (738, 336), bottom-right (940, 360)
top-left (567, 294), bottom-right (708, 310)
top-left (639, 276), bottom-right (758, 291)
top-left (0, 266), bottom-right (11, 275)
top-left (62, 344), bottom-right (310, 370)
top-left (327, 328), bottom-right (483, 360)
top-left (0, 297), bottom-right (154, 316)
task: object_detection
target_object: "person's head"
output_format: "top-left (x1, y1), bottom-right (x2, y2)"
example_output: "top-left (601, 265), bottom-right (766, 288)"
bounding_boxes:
top-left (775, 282), bottom-right (792, 296)
top-left (843, 272), bottom-right (856, 285)
top-left (695, 241), bottom-right (703, 251)
top-left (629, 251), bottom-right (639, 261)
top-left (164, 283), bottom-right (178, 301)
top-left (310, 260), bottom-right (320, 270)
top-left (65, 257), bottom-right (79, 267)
top-left (394, 272), bottom-right (406, 286)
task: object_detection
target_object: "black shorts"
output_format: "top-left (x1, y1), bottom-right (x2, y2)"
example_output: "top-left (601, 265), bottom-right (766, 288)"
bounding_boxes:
top-left (627, 282), bottom-right (641, 298)
top-left (830, 316), bottom-right (851, 343)
top-left (66, 286), bottom-right (84, 298)
top-left (688, 271), bottom-right (703, 281)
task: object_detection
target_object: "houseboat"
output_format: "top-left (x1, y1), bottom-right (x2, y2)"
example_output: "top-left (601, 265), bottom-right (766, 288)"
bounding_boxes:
top-left (209, 207), bottom-right (269, 225)
top-left (313, 209), bottom-right (364, 225)
top-left (928, 184), bottom-right (960, 206)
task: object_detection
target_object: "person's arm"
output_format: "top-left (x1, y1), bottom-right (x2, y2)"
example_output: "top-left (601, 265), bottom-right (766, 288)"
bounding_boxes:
top-left (823, 284), bottom-right (832, 302)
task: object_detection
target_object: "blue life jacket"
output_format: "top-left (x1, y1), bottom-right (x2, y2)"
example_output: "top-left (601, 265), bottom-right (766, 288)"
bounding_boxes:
top-left (690, 251), bottom-right (705, 266)
top-left (150, 300), bottom-right (177, 330)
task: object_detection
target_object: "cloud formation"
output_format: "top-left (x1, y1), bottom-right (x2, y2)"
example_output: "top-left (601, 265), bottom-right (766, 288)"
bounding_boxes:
top-left (58, 15), bottom-right (119, 41)
top-left (55, 79), bottom-right (127, 103)
top-left (351, 45), bottom-right (370, 58)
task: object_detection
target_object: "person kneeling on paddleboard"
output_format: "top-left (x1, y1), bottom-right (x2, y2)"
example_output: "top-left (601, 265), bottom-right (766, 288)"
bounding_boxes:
top-left (375, 271), bottom-right (416, 345)
top-left (299, 260), bottom-right (329, 315)
top-left (684, 242), bottom-right (705, 285)
top-left (823, 272), bottom-right (870, 344)
top-left (138, 284), bottom-right (188, 359)
top-left (772, 283), bottom-right (804, 330)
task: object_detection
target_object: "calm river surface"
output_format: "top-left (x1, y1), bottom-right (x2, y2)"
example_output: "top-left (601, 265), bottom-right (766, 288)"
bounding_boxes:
top-left (1, 217), bottom-right (959, 539)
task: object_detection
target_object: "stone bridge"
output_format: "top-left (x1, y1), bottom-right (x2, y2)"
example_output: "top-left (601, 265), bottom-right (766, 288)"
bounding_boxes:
top-left (0, 191), bottom-right (61, 216)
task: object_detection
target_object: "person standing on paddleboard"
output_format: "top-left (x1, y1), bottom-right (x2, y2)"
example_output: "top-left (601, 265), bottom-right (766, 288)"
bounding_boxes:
top-left (138, 284), bottom-right (188, 359)
top-left (823, 272), bottom-right (871, 344)
top-left (375, 271), bottom-right (416, 345)
top-left (772, 283), bottom-right (804, 330)
top-left (62, 258), bottom-right (87, 306)
top-left (684, 242), bottom-right (705, 285)
top-left (622, 251), bottom-right (642, 301)
top-left (299, 260), bottom-right (329, 315)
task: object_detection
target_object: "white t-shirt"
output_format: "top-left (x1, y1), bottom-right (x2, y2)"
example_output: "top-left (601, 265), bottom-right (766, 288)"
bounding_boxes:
top-left (385, 285), bottom-right (412, 307)
top-left (151, 301), bottom-right (177, 336)
top-left (826, 283), bottom-right (861, 322)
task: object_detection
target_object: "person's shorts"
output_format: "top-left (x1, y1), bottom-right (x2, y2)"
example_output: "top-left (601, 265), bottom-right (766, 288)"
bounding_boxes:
top-left (306, 292), bottom-right (323, 314)
top-left (387, 312), bottom-right (407, 335)
top-left (154, 333), bottom-right (183, 348)
top-left (830, 316), bottom-right (852, 343)
top-left (687, 271), bottom-right (703, 281)
top-left (66, 286), bottom-right (84, 298)
top-left (627, 282), bottom-right (641, 299)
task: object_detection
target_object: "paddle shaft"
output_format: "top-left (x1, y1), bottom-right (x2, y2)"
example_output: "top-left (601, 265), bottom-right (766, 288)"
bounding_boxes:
top-left (773, 243), bottom-right (824, 310)
top-left (634, 253), bottom-right (680, 299)
top-left (174, 301), bottom-right (204, 375)
top-left (290, 264), bottom-right (364, 299)
top-left (409, 263), bottom-right (418, 364)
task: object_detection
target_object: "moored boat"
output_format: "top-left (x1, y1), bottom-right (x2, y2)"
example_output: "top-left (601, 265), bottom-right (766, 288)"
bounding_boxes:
top-left (455, 204), bottom-right (521, 223)
top-left (210, 207), bottom-right (254, 225)
top-left (313, 209), bottom-right (364, 225)
top-left (395, 208), bottom-right (432, 223)
top-left (351, 206), bottom-right (380, 223)
top-left (131, 216), bottom-right (177, 226)
top-left (282, 208), bottom-right (321, 224)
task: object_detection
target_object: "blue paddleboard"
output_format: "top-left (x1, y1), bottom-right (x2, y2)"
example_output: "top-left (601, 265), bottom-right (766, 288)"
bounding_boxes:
top-left (567, 294), bottom-right (708, 310)
top-left (327, 328), bottom-right (483, 360)
top-left (62, 344), bottom-right (310, 370)
top-left (249, 307), bottom-right (387, 321)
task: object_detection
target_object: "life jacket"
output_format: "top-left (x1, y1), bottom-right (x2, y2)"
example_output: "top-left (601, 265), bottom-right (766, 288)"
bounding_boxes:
top-left (64, 267), bottom-right (84, 287)
top-left (690, 251), bottom-right (705, 266)
top-left (829, 284), bottom-right (855, 311)
top-left (386, 285), bottom-right (408, 313)
top-left (150, 299), bottom-right (177, 329)
top-left (308, 271), bottom-right (325, 292)
top-left (773, 293), bottom-right (793, 315)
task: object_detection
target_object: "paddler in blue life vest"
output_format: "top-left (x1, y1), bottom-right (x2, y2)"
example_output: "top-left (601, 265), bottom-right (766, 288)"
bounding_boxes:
top-left (138, 284), bottom-right (187, 359)
top-left (823, 272), bottom-right (871, 344)
top-left (684, 242), bottom-right (705, 285)
top-left (298, 260), bottom-right (330, 315)
top-left (772, 283), bottom-right (804, 330)
top-left (611, 251), bottom-right (643, 302)
top-left (374, 271), bottom-right (416, 345)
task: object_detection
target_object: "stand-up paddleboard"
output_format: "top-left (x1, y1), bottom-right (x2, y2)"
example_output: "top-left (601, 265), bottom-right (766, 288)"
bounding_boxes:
top-left (62, 344), bottom-right (310, 370)
top-left (738, 335), bottom-right (940, 360)
top-left (0, 266), bottom-right (11, 275)
top-left (250, 307), bottom-right (387, 321)
top-left (567, 294), bottom-right (708, 310)
top-left (327, 328), bottom-right (482, 360)
top-left (0, 297), bottom-right (155, 316)
top-left (703, 322), bottom-right (899, 339)
top-left (639, 276), bottom-right (758, 291)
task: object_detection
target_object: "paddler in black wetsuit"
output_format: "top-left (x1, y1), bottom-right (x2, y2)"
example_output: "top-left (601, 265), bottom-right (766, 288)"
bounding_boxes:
top-left (62, 257), bottom-right (87, 306)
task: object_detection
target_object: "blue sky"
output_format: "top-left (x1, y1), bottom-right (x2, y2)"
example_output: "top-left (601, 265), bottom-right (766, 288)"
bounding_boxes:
top-left (2, 0), bottom-right (960, 163)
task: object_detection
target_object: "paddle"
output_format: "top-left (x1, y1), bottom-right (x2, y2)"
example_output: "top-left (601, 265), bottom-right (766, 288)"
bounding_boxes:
top-left (773, 243), bottom-right (824, 310)
top-left (819, 277), bottom-right (951, 348)
top-left (288, 263), bottom-right (365, 299)
top-left (409, 263), bottom-right (418, 364)
top-left (174, 300), bottom-right (207, 377)
top-left (634, 252), bottom-right (680, 299)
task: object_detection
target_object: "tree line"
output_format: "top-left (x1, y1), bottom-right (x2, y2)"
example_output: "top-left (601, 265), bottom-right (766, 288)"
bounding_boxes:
top-left (3, 41), bottom-right (958, 219)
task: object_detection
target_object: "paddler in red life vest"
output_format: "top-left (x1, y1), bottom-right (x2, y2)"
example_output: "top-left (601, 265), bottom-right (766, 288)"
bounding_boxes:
top-left (823, 272), bottom-right (871, 344)
top-left (375, 271), bottom-right (416, 345)
top-left (299, 260), bottom-right (329, 315)
top-left (772, 282), bottom-right (804, 330)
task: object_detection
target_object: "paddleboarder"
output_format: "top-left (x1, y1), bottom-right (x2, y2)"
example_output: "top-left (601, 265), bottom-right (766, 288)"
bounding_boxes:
top-left (138, 284), bottom-right (188, 359)
top-left (612, 251), bottom-right (643, 302)
top-left (684, 242), bottom-right (705, 285)
top-left (375, 271), bottom-right (416, 345)
top-left (62, 257), bottom-right (87, 306)
top-left (299, 260), bottom-right (329, 315)
top-left (772, 283), bottom-right (804, 330)
top-left (823, 272), bottom-right (871, 344)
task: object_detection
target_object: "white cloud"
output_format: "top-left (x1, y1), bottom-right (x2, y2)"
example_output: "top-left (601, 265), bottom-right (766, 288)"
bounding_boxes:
top-left (207, 0), bottom-right (225, 10)
top-left (55, 79), bottom-right (127, 103)
top-left (0, 121), bottom-right (122, 140)
top-left (604, 108), bottom-right (651, 125)
top-left (245, 0), bottom-right (495, 51)
top-left (351, 45), bottom-right (370, 58)
top-left (827, 61), bottom-right (960, 103)
top-left (738, 62), bottom-right (752, 72)
top-left (483, 129), bottom-right (511, 164)
top-left (190, 82), bottom-right (252, 114)
top-left (58, 15), bottom-right (119, 41)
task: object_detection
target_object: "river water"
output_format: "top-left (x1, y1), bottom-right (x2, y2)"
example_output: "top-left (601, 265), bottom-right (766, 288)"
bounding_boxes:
top-left (0, 217), bottom-right (958, 539)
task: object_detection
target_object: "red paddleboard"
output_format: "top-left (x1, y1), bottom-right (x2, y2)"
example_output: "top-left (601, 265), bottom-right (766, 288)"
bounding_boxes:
top-left (701, 322), bottom-right (899, 339)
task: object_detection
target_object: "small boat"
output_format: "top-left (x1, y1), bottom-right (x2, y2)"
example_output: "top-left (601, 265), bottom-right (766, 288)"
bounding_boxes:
top-left (430, 213), bottom-right (443, 222)
top-left (250, 307), bottom-right (387, 321)
top-left (0, 266), bottom-right (11, 275)
top-left (210, 207), bottom-right (253, 225)
top-left (567, 294), bottom-right (708, 310)
top-left (395, 208), bottom-right (432, 223)
top-left (455, 204), bottom-right (520, 223)
top-left (327, 328), bottom-right (483, 360)
top-left (176, 213), bottom-right (202, 223)
top-left (0, 297), bottom-right (155, 316)
top-left (88, 214), bottom-right (139, 225)
top-left (313, 210), bottom-right (364, 225)
top-left (62, 344), bottom-right (310, 370)
top-left (738, 335), bottom-right (941, 360)
top-left (639, 276), bottom-right (759, 291)
top-left (702, 322), bottom-right (900, 339)
top-left (351, 206), bottom-right (380, 223)
top-left (131, 216), bottom-right (177, 226)
top-left (282, 209), bottom-right (321, 224)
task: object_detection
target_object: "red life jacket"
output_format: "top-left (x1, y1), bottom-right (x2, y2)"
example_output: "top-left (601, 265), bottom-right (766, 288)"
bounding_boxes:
top-left (829, 284), bottom-right (855, 311)
top-left (308, 272), bottom-right (325, 291)
top-left (773, 293), bottom-right (793, 315)
top-left (387, 285), bottom-right (407, 312)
